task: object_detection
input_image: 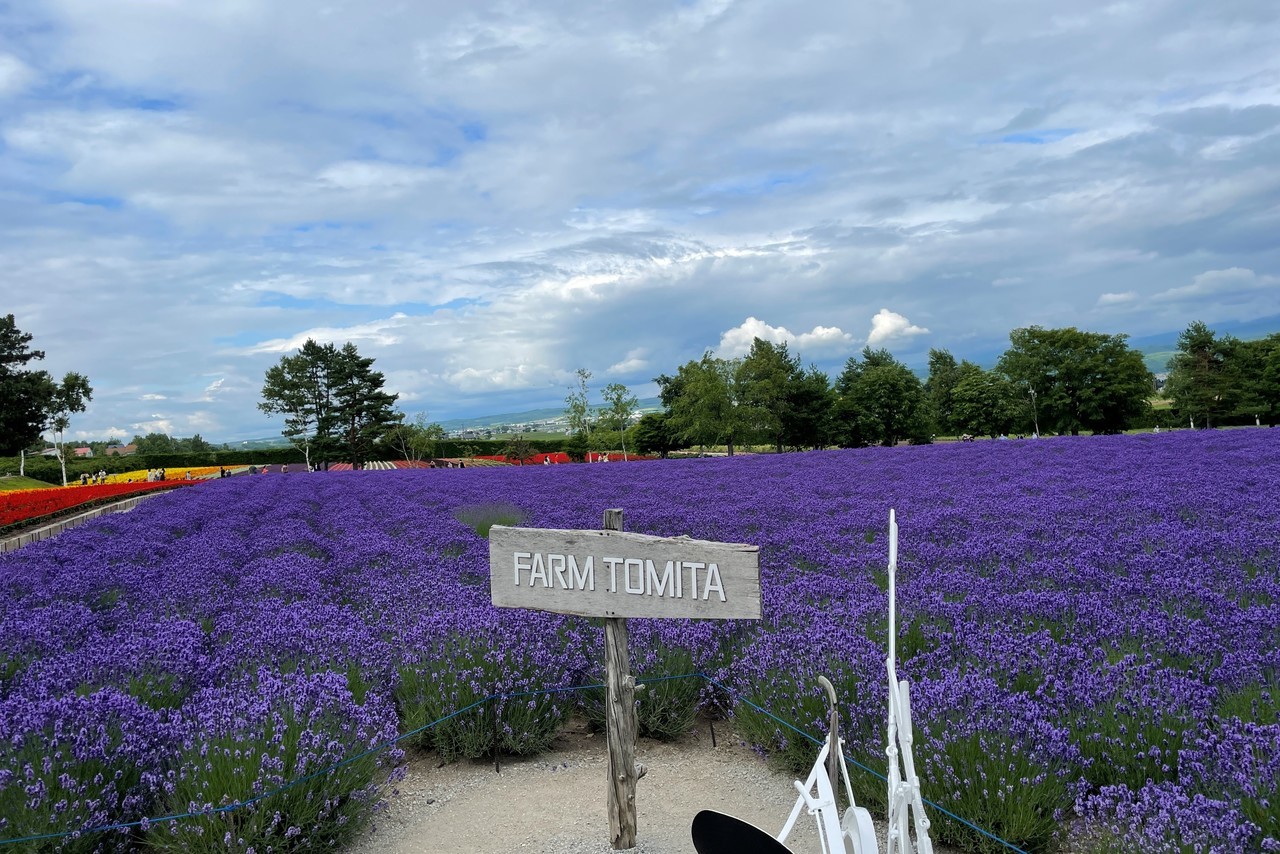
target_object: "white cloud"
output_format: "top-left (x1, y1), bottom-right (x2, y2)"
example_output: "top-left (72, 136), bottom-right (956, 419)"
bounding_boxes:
top-left (200, 378), bottom-right (226, 401)
top-left (717, 317), bottom-right (853, 358)
top-left (1155, 267), bottom-right (1278, 301)
top-left (141, 393), bottom-right (167, 400)
top-left (1096, 291), bottom-right (1137, 306)
top-left (0, 54), bottom-right (35, 97)
top-left (607, 348), bottom-right (649, 375)
top-left (242, 315), bottom-right (414, 355)
top-left (444, 364), bottom-right (550, 392)
top-left (317, 161), bottom-right (436, 194)
top-left (132, 418), bottom-right (177, 435)
top-left (866, 309), bottom-right (929, 347)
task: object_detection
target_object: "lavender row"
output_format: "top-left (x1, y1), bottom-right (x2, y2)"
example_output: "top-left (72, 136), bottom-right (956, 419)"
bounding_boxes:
top-left (1, 429), bottom-right (1277, 852)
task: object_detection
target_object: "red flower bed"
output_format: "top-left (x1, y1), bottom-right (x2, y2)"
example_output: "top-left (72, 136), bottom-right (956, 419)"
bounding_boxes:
top-left (0, 481), bottom-right (197, 529)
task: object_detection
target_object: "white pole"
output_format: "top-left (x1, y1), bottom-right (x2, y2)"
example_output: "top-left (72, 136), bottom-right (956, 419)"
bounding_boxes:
top-left (888, 509), bottom-right (897, 657)
top-left (886, 509), bottom-right (934, 854)
top-left (886, 509), bottom-right (903, 854)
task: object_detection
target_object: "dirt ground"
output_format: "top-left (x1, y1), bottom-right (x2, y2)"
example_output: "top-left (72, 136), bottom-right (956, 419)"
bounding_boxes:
top-left (348, 718), bottom-right (952, 854)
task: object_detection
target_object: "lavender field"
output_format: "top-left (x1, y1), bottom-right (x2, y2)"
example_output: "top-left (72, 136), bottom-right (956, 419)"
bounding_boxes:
top-left (2, 431), bottom-right (1278, 853)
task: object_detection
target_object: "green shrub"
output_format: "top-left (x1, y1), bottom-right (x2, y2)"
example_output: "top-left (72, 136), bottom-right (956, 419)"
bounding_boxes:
top-left (395, 634), bottom-right (570, 761)
top-left (453, 502), bottom-right (528, 539)
top-left (0, 689), bottom-right (169, 854)
top-left (146, 671), bottom-right (397, 854)
top-left (1216, 674), bottom-right (1280, 723)
top-left (921, 731), bottom-right (1069, 853)
top-left (580, 647), bottom-right (704, 741)
top-left (1068, 690), bottom-right (1197, 791)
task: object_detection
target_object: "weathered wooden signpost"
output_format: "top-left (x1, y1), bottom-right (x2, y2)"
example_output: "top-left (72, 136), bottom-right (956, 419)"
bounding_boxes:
top-left (490, 509), bottom-right (761, 850)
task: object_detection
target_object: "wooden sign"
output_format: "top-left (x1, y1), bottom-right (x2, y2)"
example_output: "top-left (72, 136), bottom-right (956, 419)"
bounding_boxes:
top-left (490, 512), bottom-right (762, 850)
top-left (489, 525), bottom-right (761, 620)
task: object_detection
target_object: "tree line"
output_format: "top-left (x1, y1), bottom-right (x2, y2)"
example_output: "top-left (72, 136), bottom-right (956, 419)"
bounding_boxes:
top-left (624, 322), bottom-right (1280, 457)
top-left (8, 315), bottom-right (1275, 479)
top-left (258, 320), bottom-right (1278, 464)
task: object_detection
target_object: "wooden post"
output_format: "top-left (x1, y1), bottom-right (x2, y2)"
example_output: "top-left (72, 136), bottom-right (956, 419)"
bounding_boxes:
top-left (603, 508), bottom-right (639, 849)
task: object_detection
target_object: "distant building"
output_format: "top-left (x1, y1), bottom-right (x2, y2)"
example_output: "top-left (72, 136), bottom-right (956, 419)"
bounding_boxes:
top-left (73, 447), bottom-right (93, 458)
top-left (105, 444), bottom-right (137, 456)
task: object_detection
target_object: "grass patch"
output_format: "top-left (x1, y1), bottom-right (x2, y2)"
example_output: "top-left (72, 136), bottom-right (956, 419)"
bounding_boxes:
top-left (453, 502), bottom-right (528, 538)
top-left (0, 475), bottom-right (56, 491)
top-left (922, 731), bottom-right (1071, 854)
top-left (396, 634), bottom-right (569, 761)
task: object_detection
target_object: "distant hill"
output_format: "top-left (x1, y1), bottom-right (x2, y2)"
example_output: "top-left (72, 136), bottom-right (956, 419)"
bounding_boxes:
top-left (226, 436), bottom-right (294, 450)
top-left (1143, 351), bottom-right (1177, 375)
top-left (1131, 314), bottom-right (1279, 375)
top-left (436, 397), bottom-right (663, 432)
top-left (1127, 313), bottom-right (1280, 354)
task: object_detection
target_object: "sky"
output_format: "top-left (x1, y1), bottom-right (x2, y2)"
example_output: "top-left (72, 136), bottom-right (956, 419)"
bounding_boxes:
top-left (3, 0), bottom-right (1279, 443)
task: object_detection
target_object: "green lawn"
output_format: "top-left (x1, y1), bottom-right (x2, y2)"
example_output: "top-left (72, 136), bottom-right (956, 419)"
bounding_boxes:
top-left (0, 475), bottom-right (56, 492)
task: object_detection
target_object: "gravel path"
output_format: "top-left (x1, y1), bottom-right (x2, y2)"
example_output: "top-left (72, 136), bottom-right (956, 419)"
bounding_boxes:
top-left (348, 719), bottom-right (957, 854)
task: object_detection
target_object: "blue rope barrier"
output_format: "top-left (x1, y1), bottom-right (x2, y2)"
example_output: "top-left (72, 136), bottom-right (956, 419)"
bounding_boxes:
top-left (0, 673), bottom-right (1026, 853)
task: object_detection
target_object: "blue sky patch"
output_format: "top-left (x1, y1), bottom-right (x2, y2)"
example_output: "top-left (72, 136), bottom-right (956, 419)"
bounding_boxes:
top-left (997, 128), bottom-right (1078, 145)
top-left (695, 169), bottom-right (814, 200)
top-left (49, 192), bottom-right (123, 210)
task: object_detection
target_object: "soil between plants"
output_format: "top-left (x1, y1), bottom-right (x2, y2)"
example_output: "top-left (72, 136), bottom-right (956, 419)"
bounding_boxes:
top-left (348, 718), bottom-right (958, 854)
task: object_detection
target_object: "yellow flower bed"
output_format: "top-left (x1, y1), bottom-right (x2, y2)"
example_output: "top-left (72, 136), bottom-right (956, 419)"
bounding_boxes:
top-left (3, 467), bottom-right (226, 492)
top-left (94, 466), bottom-right (224, 485)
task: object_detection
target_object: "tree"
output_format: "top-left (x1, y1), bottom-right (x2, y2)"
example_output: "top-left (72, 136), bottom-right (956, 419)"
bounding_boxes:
top-left (43, 372), bottom-right (93, 486)
top-left (564, 430), bottom-right (589, 462)
top-left (1235, 334), bottom-right (1280, 426)
top-left (600, 382), bottom-right (639, 460)
top-left (564, 368), bottom-right (595, 446)
top-left (834, 348), bottom-right (929, 447)
top-left (259, 339), bottom-right (399, 467)
top-left (735, 338), bottom-right (802, 452)
top-left (925, 349), bottom-right (976, 436)
top-left (502, 435), bottom-right (535, 466)
top-left (384, 413), bottom-right (446, 464)
top-left (133, 432), bottom-right (179, 455)
top-left (998, 326), bottom-right (1153, 435)
top-left (632, 412), bottom-right (678, 458)
top-left (781, 365), bottom-right (835, 450)
top-left (951, 366), bottom-right (1022, 438)
top-left (330, 343), bottom-right (399, 469)
top-left (654, 369), bottom-right (686, 410)
top-left (1164, 322), bottom-right (1241, 429)
top-left (259, 340), bottom-right (337, 469)
top-left (0, 315), bottom-right (55, 456)
top-left (663, 353), bottom-right (746, 455)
